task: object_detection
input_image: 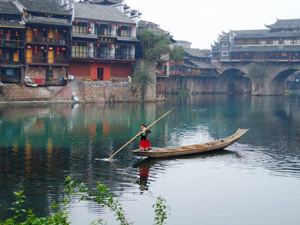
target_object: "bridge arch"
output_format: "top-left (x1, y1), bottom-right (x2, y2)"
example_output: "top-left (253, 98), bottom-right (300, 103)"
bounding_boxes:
top-left (271, 68), bottom-right (299, 95)
top-left (218, 68), bottom-right (252, 94)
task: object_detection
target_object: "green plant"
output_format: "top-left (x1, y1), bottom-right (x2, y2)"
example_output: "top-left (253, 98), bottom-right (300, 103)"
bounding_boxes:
top-left (132, 61), bottom-right (154, 101)
top-left (153, 197), bottom-right (169, 225)
top-left (2, 190), bottom-right (69, 225)
top-left (170, 46), bottom-right (184, 63)
top-left (10, 190), bottom-right (27, 221)
top-left (1, 177), bottom-right (169, 225)
top-left (94, 183), bottom-right (131, 225)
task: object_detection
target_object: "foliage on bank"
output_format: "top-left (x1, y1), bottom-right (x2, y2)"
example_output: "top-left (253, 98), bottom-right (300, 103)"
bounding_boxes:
top-left (137, 29), bottom-right (184, 63)
top-left (133, 30), bottom-right (184, 100)
top-left (0, 177), bottom-right (169, 225)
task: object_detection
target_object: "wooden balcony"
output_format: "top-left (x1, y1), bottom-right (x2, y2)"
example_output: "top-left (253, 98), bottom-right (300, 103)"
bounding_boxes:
top-left (26, 56), bottom-right (68, 65)
top-left (27, 37), bottom-right (68, 46)
top-left (0, 39), bottom-right (24, 48)
top-left (72, 51), bottom-right (135, 61)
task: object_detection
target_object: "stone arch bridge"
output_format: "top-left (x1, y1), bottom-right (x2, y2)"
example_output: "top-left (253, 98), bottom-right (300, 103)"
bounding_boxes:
top-left (215, 62), bottom-right (300, 95)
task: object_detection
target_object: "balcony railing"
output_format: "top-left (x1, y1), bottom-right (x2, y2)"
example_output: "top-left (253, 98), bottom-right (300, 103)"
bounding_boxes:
top-left (95, 52), bottom-right (115, 59)
top-left (0, 39), bottom-right (24, 48)
top-left (72, 51), bottom-right (135, 61)
top-left (0, 58), bottom-right (23, 64)
top-left (26, 56), bottom-right (68, 64)
top-left (27, 37), bottom-right (68, 45)
top-left (115, 52), bottom-right (135, 60)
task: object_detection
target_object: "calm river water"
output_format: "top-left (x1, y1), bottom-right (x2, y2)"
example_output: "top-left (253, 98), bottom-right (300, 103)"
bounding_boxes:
top-left (1, 95), bottom-right (300, 225)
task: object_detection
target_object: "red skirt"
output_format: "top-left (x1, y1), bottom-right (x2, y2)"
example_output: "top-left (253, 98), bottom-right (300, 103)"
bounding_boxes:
top-left (139, 139), bottom-right (151, 150)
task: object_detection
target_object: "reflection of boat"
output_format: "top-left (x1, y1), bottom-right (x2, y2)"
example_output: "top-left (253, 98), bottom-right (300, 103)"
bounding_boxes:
top-left (131, 128), bottom-right (248, 159)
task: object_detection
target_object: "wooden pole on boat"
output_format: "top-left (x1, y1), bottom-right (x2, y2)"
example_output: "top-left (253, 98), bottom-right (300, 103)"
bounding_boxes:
top-left (107, 108), bottom-right (175, 160)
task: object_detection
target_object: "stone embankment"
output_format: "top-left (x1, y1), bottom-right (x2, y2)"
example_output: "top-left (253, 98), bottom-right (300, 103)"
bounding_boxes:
top-left (0, 80), bottom-right (157, 103)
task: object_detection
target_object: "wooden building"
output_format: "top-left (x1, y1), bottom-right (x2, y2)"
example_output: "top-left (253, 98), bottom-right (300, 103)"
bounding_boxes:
top-left (212, 18), bottom-right (300, 63)
top-left (0, 0), bottom-right (25, 83)
top-left (157, 48), bottom-right (216, 77)
top-left (16, 0), bottom-right (72, 86)
top-left (69, 2), bottom-right (137, 81)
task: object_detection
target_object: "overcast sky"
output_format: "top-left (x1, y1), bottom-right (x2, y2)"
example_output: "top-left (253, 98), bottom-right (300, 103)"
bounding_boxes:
top-left (125, 0), bottom-right (300, 49)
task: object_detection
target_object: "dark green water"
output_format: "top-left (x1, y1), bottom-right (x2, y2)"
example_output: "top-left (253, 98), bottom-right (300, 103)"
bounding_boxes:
top-left (1, 95), bottom-right (300, 225)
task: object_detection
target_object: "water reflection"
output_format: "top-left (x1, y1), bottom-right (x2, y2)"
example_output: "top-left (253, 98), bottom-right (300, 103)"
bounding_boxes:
top-left (133, 150), bottom-right (240, 193)
top-left (0, 96), bottom-right (300, 223)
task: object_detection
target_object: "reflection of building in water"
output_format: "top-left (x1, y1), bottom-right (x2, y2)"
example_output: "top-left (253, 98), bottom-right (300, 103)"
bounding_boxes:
top-left (24, 142), bottom-right (32, 177)
top-left (89, 122), bottom-right (97, 138)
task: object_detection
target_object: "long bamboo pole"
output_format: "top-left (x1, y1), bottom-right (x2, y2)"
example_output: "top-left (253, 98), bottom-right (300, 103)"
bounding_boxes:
top-left (107, 108), bottom-right (175, 160)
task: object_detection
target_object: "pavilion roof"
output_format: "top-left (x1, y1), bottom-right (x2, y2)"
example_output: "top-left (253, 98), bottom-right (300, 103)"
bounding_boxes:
top-left (184, 48), bottom-right (210, 58)
top-left (25, 16), bottom-right (71, 27)
top-left (266, 18), bottom-right (300, 30)
top-left (0, 0), bottom-right (21, 15)
top-left (74, 2), bottom-right (135, 24)
top-left (17, 0), bottom-right (71, 16)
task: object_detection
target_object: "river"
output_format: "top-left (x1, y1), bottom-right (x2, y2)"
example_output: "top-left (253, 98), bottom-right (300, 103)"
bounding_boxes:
top-left (0, 95), bottom-right (300, 225)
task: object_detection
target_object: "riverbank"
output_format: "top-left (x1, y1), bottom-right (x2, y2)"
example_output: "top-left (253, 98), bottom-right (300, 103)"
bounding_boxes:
top-left (0, 79), bottom-right (160, 104)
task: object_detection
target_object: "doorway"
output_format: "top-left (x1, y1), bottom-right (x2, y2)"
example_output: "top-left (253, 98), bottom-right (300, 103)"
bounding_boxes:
top-left (97, 68), bottom-right (104, 80)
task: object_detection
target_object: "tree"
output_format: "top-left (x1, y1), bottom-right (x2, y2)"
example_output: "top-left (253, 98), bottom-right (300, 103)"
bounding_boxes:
top-left (132, 61), bottom-right (153, 101)
top-left (134, 30), bottom-right (184, 100)
top-left (138, 30), bottom-right (171, 62)
top-left (170, 46), bottom-right (184, 63)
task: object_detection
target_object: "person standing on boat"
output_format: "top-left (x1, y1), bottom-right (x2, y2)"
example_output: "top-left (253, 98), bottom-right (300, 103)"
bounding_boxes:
top-left (139, 124), bottom-right (152, 151)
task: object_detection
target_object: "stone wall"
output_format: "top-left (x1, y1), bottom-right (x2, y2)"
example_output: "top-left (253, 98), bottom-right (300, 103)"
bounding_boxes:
top-left (157, 75), bottom-right (219, 95)
top-left (0, 79), bottom-right (157, 103)
top-left (0, 84), bottom-right (51, 101)
top-left (76, 80), bottom-right (157, 102)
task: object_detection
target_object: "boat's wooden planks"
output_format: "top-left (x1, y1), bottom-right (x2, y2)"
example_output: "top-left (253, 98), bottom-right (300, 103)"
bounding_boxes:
top-left (131, 128), bottom-right (249, 159)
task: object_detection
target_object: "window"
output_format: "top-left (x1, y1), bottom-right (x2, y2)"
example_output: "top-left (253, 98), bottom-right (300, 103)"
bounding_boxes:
top-left (97, 24), bottom-right (110, 36)
top-left (117, 26), bottom-right (131, 37)
top-left (72, 23), bottom-right (88, 34)
top-left (72, 43), bottom-right (87, 58)
top-left (284, 40), bottom-right (292, 45)
top-left (260, 40), bottom-right (266, 45)
top-left (222, 51), bottom-right (228, 56)
top-left (6, 68), bottom-right (14, 76)
top-left (222, 42), bottom-right (228, 47)
top-left (273, 40), bottom-right (279, 45)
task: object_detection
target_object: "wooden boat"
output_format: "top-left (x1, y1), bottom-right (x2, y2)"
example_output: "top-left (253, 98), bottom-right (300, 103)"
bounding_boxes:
top-left (131, 128), bottom-right (249, 159)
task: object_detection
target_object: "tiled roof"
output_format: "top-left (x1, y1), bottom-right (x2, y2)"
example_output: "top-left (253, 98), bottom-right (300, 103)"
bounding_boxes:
top-left (231, 29), bottom-right (300, 39)
top-left (0, 20), bottom-right (24, 28)
top-left (184, 48), bottom-right (209, 58)
top-left (25, 16), bottom-right (71, 26)
top-left (267, 18), bottom-right (300, 30)
top-left (89, 0), bottom-right (122, 4)
top-left (17, 0), bottom-right (71, 15)
top-left (231, 45), bottom-right (300, 52)
top-left (138, 20), bottom-right (169, 35)
top-left (0, 0), bottom-right (21, 15)
top-left (188, 60), bottom-right (216, 69)
top-left (74, 2), bottom-right (135, 24)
